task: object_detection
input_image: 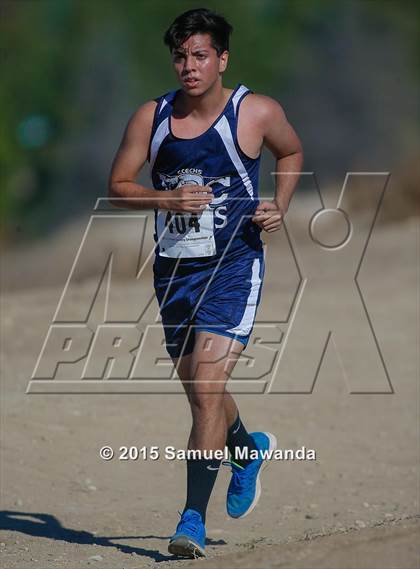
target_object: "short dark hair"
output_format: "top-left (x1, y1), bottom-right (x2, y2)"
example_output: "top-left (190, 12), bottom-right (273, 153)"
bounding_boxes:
top-left (164, 8), bottom-right (233, 56)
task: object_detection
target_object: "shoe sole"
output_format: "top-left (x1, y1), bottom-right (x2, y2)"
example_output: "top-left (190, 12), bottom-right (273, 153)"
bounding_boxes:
top-left (232, 431), bottom-right (278, 519)
top-left (168, 535), bottom-right (206, 558)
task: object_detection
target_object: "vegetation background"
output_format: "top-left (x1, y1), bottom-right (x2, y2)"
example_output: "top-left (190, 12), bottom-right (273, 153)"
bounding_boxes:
top-left (1, 0), bottom-right (419, 245)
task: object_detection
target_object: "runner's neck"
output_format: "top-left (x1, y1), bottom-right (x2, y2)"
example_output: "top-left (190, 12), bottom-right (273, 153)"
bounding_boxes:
top-left (174, 83), bottom-right (233, 122)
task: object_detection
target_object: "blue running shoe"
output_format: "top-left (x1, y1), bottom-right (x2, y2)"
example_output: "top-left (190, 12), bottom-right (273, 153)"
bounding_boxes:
top-left (168, 509), bottom-right (206, 558)
top-left (225, 432), bottom-right (277, 519)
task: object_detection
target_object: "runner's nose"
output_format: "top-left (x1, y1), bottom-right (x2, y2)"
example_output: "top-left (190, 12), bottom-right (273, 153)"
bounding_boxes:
top-left (183, 54), bottom-right (196, 73)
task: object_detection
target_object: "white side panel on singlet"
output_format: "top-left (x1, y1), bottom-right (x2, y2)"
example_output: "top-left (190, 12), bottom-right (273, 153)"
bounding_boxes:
top-left (149, 117), bottom-right (170, 171)
top-left (213, 115), bottom-right (254, 199)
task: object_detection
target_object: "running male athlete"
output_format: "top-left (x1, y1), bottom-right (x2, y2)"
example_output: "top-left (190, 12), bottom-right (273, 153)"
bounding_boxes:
top-left (109, 8), bottom-right (303, 559)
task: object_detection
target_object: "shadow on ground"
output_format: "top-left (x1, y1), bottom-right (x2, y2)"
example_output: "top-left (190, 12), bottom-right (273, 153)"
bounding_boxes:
top-left (0, 510), bottom-right (226, 563)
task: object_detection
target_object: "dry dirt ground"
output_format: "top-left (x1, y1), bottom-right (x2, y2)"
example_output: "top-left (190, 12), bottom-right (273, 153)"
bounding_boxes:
top-left (1, 204), bottom-right (419, 568)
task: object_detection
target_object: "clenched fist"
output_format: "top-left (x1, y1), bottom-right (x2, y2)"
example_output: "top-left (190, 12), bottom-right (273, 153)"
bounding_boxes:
top-left (161, 185), bottom-right (214, 214)
top-left (252, 200), bottom-right (286, 233)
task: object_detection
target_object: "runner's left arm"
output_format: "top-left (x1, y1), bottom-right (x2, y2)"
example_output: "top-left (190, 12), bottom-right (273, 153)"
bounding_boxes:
top-left (252, 96), bottom-right (303, 232)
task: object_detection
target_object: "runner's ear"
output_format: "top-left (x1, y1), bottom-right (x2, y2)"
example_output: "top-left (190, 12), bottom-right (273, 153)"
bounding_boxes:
top-left (219, 51), bottom-right (229, 73)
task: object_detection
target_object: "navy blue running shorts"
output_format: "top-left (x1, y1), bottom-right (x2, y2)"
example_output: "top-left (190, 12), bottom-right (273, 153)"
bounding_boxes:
top-left (153, 248), bottom-right (265, 359)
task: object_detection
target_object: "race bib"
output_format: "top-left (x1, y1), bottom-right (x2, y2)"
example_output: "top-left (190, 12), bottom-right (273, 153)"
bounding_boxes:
top-left (156, 206), bottom-right (216, 258)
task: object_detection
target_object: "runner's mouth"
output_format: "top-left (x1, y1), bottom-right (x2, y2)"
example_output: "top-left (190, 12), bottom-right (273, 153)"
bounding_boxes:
top-left (183, 78), bottom-right (200, 87)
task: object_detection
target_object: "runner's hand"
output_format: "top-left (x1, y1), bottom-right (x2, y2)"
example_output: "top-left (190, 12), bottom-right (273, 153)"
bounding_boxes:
top-left (252, 200), bottom-right (285, 233)
top-left (162, 185), bottom-right (214, 213)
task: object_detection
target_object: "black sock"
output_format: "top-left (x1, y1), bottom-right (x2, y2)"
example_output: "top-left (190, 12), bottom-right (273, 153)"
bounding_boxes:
top-left (226, 413), bottom-right (258, 468)
top-left (183, 457), bottom-right (221, 523)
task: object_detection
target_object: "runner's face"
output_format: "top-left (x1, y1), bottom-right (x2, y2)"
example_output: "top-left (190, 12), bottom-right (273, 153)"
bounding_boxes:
top-left (172, 33), bottom-right (228, 96)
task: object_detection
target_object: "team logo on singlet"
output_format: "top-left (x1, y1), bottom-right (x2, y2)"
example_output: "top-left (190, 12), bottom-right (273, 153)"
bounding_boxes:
top-left (159, 170), bottom-right (229, 194)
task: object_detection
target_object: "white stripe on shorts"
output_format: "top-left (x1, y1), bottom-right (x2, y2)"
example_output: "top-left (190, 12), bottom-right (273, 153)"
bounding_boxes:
top-left (227, 257), bottom-right (261, 336)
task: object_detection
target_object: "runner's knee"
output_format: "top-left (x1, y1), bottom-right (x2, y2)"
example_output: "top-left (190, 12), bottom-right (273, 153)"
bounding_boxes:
top-left (189, 389), bottom-right (224, 414)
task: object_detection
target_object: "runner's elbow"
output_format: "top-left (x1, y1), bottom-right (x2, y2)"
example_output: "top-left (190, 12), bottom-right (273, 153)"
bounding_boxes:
top-left (108, 181), bottom-right (125, 208)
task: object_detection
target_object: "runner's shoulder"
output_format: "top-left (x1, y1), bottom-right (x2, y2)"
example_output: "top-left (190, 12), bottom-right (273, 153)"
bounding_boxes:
top-left (126, 100), bottom-right (159, 137)
top-left (240, 93), bottom-right (287, 125)
top-left (130, 100), bottom-right (158, 123)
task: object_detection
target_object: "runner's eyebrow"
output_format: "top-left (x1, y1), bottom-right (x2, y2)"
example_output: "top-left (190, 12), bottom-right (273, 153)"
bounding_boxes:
top-left (173, 49), bottom-right (208, 57)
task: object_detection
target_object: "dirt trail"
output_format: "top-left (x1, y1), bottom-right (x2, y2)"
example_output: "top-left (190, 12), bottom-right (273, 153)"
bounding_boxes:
top-left (1, 216), bottom-right (418, 568)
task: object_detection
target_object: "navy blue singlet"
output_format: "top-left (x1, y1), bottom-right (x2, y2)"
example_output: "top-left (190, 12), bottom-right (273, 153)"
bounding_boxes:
top-left (148, 83), bottom-right (263, 266)
top-left (148, 84), bottom-right (266, 358)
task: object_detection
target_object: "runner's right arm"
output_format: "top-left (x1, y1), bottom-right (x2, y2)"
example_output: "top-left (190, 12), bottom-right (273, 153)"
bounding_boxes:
top-left (108, 102), bottom-right (213, 212)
